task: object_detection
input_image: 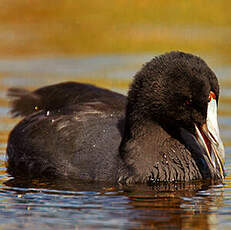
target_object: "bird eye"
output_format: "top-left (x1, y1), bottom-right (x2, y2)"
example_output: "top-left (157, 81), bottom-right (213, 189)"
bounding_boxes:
top-left (185, 98), bottom-right (192, 106)
top-left (208, 91), bottom-right (216, 102)
top-left (185, 100), bottom-right (190, 105)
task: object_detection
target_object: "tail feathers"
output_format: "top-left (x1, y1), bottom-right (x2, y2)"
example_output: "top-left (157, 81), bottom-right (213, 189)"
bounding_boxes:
top-left (8, 88), bottom-right (41, 117)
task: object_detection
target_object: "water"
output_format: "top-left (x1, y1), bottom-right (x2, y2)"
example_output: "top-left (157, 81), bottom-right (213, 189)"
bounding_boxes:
top-left (0, 54), bottom-right (231, 230)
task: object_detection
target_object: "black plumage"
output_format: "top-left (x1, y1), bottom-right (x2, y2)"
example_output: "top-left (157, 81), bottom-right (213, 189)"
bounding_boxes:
top-left (6, 51), bottom-right (224, 184)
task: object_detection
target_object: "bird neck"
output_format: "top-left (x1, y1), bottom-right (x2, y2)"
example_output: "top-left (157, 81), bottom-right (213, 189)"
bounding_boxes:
top-left (118, 118), bottom-right (175, 183)
top-left (120, 116), bottom-right (170, 160)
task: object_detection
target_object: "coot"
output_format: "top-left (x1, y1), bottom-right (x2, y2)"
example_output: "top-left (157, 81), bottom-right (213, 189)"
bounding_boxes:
top-left (7, 51), bottom-right (225, 184)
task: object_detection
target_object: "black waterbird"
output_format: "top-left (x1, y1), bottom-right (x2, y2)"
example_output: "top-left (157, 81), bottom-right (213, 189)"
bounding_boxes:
top-left (7, 51), bottom-right (225, 184)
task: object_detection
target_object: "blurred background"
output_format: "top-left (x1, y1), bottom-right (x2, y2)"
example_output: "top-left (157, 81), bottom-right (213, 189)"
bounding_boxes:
top-left (0, 0), bottom-right (230, 90)
top-left (0, 1), bottom-right (231, 229)
top-left (0, 0), bottom-right (231, 88)
top-left (0, 0), bottom-right (230, 59)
